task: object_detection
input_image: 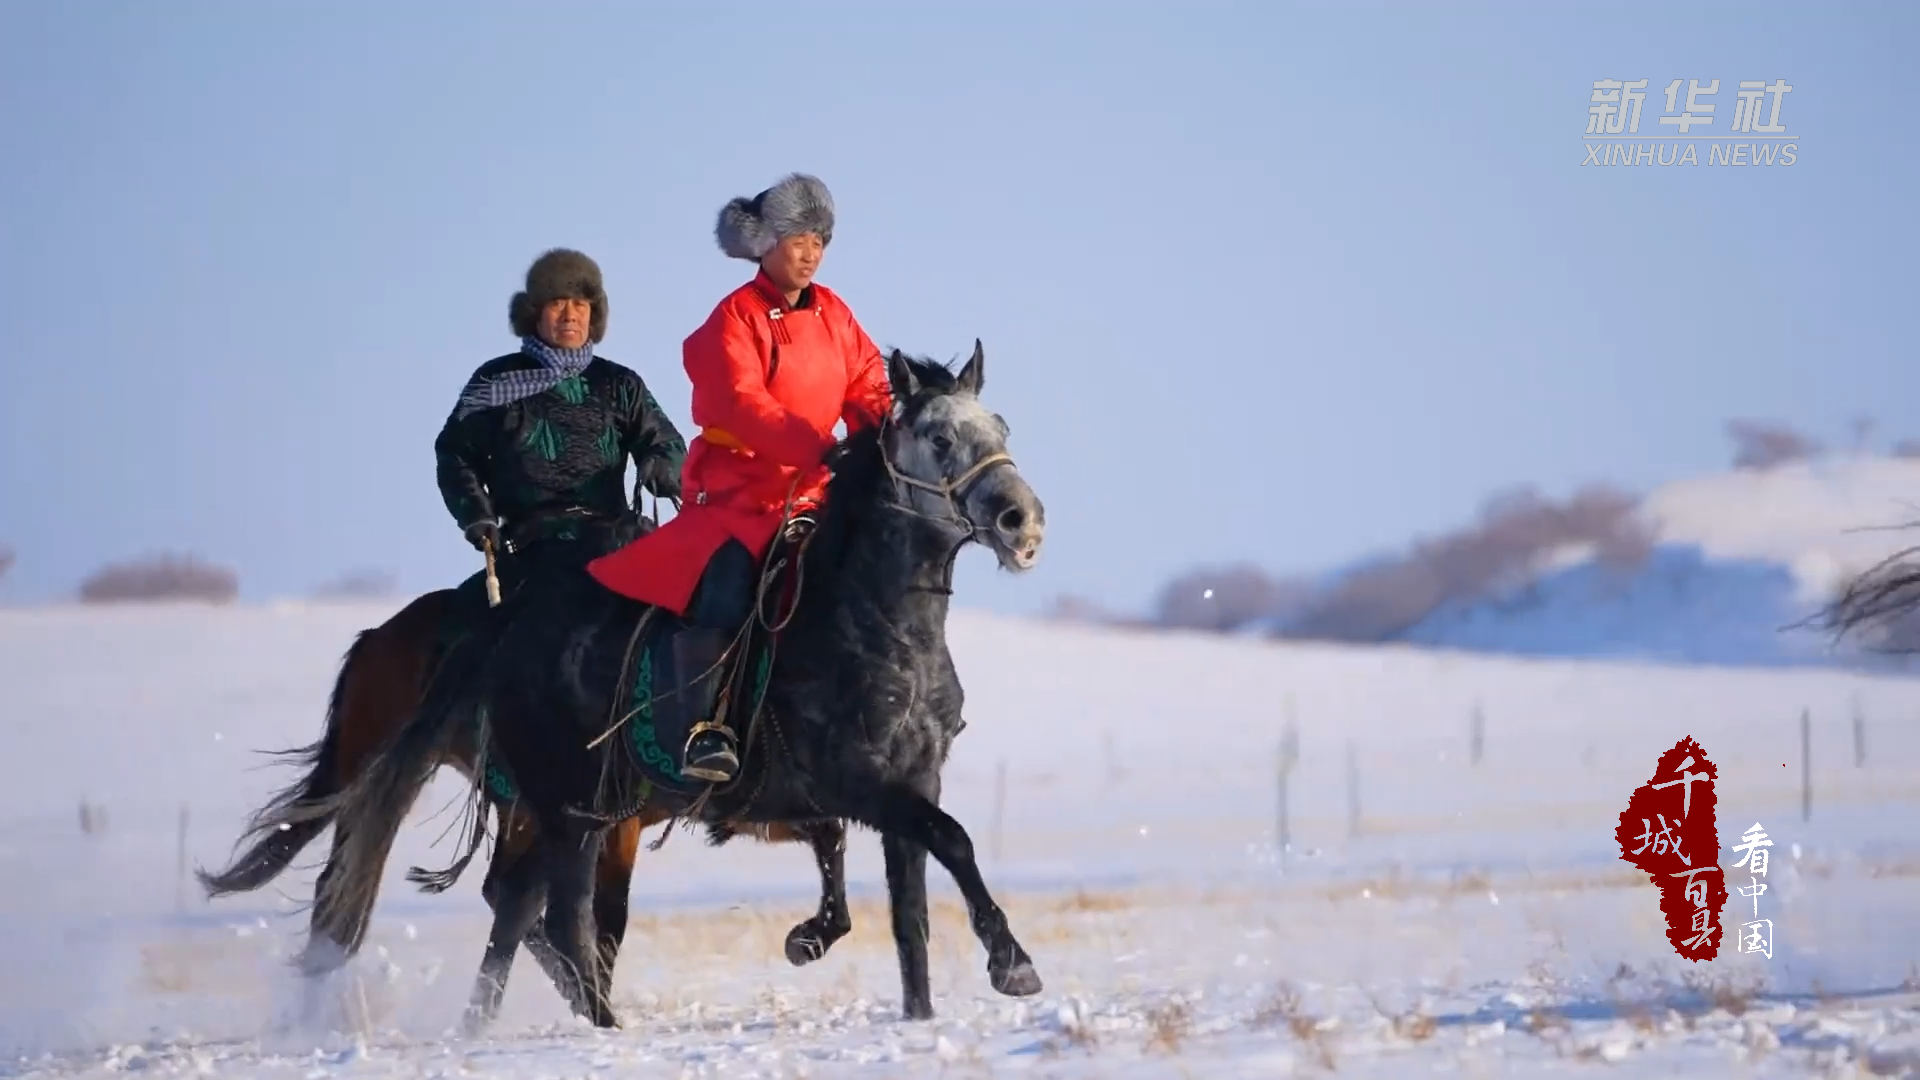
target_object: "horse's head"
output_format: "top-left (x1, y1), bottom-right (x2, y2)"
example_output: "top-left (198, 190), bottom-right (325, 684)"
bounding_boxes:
top-left (881, 341), bottom-right (1045, 572)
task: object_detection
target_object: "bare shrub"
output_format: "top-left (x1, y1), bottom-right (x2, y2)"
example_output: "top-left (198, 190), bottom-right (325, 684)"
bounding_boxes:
top-left (1891, 438), bottom-right (1920, 460)
top-left (79, 552), bottom-right (239, 605)
top-left (1280, 556), bottom-right (1446, 643)
top-left (1726, 418), bottom-right (1822, 470)
top-left (1043, 593), bottom-right (1115, 625)
top-left (0, 545), bottom-right (13, 584)
top-left (1277, 482), bottom-right (1652, 643)
top-left (313, 568), bottom-right (397, 600)
top-left (1851, 414), bottom-right (1877, 452)
top-left (1153, 563), bottom-right (1313, 632)
top-left (1812, 544), bottom-right (1920, 654)
top-left (1595, 516), bottom-right (1658, 570)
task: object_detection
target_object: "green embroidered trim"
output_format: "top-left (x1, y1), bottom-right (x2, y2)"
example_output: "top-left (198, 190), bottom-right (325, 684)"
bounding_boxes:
top-left (485, 761), bottom-right (517, 802)
top-left (750, 647), bottom-right (772, 713)
top-left (554, 375), bottom-right (589, 405)
top-left (479, 702), bottom-right (518, 801)
top-left (627, 645), bottom-right (682, 780)
top-left (596, 424), bottom-right (621, 465)
top-left (521, 417), bottom-right (562, 461)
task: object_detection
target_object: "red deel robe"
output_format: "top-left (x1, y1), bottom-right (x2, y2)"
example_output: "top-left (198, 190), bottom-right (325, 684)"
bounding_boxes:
top-left (587, 271), bottom-right (892, 614)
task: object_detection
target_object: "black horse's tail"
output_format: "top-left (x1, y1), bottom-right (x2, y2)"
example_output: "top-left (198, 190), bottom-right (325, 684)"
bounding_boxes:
top-left (195, 629), bottom-right (370, 898)
top-left (303, 619), bottom-right (499, 954)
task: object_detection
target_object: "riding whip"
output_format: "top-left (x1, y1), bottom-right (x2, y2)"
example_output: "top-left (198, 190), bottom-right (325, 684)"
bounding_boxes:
top-left (482, 535), bottom-right (502, 607)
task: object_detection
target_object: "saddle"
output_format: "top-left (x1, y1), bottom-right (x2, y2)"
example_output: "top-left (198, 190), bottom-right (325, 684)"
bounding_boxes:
top-left (603, 516), bottom-right (814, 809)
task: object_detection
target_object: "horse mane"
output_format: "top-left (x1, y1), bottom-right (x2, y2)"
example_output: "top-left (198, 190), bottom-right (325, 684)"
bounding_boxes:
top-left (798, 352), bottom-right (965, 610)
top-left (810, 423), bottom-right (886, 584)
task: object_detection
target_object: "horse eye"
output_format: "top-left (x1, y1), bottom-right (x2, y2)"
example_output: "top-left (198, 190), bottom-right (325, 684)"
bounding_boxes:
top-left (932, 436), bottom-right (954, 455)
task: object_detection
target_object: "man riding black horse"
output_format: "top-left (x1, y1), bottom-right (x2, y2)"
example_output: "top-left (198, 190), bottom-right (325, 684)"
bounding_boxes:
top-left (434, 248), bottom-right (687, 639)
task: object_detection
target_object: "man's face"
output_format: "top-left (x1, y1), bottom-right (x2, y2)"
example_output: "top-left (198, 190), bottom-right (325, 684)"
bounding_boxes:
top-left (761, 232), bottom-right (826, 295)
top-left (539, 297), bottom-right (592, 349)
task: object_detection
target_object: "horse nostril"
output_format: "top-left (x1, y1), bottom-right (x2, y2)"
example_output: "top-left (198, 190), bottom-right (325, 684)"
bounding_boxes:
top-left (997, 506), bottom-right (1026, 533)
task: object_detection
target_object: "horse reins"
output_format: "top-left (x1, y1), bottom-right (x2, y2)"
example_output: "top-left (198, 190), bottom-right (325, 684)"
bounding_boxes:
top-left (877, 419), bottom-right (1016, 539)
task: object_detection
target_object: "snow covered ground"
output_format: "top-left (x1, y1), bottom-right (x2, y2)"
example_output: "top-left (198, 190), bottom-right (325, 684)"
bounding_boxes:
top-left (4, 601), bottom-right (1920, 1077)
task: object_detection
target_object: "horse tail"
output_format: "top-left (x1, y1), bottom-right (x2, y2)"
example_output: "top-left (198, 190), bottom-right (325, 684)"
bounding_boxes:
top-left (194, 629), bottom-right (369, 898)
top-left (305, 618), bottom-right (500, 951)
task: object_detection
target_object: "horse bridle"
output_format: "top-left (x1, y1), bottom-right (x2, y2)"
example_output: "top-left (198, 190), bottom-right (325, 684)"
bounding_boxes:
top-left (877, 417), bottom-right (1016, 540)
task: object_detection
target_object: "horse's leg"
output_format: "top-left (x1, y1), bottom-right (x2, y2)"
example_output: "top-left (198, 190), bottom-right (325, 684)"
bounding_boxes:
top-left (464, 826), bottom-right (548, 1036)
top-left (541, 819), bottom-right (617, 1028)
top-left (477, 802), bottom-right (588, 1005)
top-left (881, 833), bottom-right (934, 1019)
top-left (849, 784), bottom-right (1041, 1004)
top-left (590, 815), bottom-right (646, 990)
top-left (491, 810), bottom-right (645, 1012)
top-left (783, 821), bottom-right (854, 967)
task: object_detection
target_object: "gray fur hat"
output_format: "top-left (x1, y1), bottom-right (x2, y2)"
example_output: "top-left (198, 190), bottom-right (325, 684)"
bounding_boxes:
top-left (715, 173), bottom-right (835, 261)
top-left (509, 248), bottom-right (608, 343)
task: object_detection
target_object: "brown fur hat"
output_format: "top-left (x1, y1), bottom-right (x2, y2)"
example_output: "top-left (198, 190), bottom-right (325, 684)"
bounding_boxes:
top-left (508, 248), bottom-right (608, 343)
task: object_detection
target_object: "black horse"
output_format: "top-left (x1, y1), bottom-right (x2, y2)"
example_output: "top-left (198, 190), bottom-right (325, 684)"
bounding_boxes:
top-left (189, 582), bottom-right (861, 1027)
top-left (299, 343), bottom-right (1048, 1030)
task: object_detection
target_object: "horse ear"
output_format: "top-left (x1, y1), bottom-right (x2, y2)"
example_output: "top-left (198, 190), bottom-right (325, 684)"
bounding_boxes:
top-left (887, 348), bottom-right (920, 404)
top-left (957, 338), bottom-right (985, 396)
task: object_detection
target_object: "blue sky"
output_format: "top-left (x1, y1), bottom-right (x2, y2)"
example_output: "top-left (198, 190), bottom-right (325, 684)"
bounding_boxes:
top-left (2, 1), bottom-right (1914, 616)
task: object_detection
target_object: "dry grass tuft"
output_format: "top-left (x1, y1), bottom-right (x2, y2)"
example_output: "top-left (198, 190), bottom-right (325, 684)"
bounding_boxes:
top-left (1251, 982), bottom-right (1338, 1070)
top-left (1679, 969), bottom-right (1766, 1018)
top-left (1055, 889), bottom-right (1133, 914)
top-left (1523, 1004), bottom-right (1570, 1036)
top-left (1364, 990), bottom-right (1438, 1044)
top-left (1143, 999), bottom-right (1194, 1054)
top-left (1391, 1010), bottom-right (1437, 1042)
top-left (1320, 864), bottom-right (1649, 905)
top-left (136, 934), bottom-right (274, 996)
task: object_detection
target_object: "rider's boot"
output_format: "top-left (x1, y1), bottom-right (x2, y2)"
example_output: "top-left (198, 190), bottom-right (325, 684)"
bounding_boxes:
top-left (674, 627), bottom-right (739, 783)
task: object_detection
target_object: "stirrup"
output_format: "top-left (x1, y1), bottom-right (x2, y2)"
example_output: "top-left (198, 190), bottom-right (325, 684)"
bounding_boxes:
top-left (782, 514), bottom-right (818, 543)
top-left (681, 720), bottom-right (739, 783)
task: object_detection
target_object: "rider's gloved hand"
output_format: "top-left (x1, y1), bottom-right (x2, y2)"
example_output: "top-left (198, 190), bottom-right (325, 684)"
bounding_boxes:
top-left (638, 457), bottom-right (682, 503)
top-left (463, 518), bottom-right (503, 553)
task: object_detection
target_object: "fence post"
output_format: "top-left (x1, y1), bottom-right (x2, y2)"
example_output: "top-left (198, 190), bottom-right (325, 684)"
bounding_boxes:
top-left (1277, 717), bottom-right (1299, 869)
top-left (176, 803), bottom-right (190, 912)
top-left (990, 759), bottom-right (1007, 862)
top-left (1800, 709), bottom-right (1812, 822)
top-left (1345, 740), bottom-right (1361, 840)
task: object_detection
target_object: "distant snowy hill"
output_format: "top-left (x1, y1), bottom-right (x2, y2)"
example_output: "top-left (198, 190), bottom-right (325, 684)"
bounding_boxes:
top-left (1395, 456), bottom-right (1920, 670)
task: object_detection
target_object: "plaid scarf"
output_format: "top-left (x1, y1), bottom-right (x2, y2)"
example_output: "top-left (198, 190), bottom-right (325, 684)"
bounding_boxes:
top-left (455, 336), bottom-right (597, 418)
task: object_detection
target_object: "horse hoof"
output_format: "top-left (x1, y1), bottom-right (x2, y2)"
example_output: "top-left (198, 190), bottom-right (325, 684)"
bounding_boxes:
top-left (991, 961), bottom-right (1043, 997)
top-left (460, 1007), bottom-right (493, 1038)
top-left (902, 998), bottom-right (936, 1021)
top-left (785, 927), bottom-right (827, 967)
